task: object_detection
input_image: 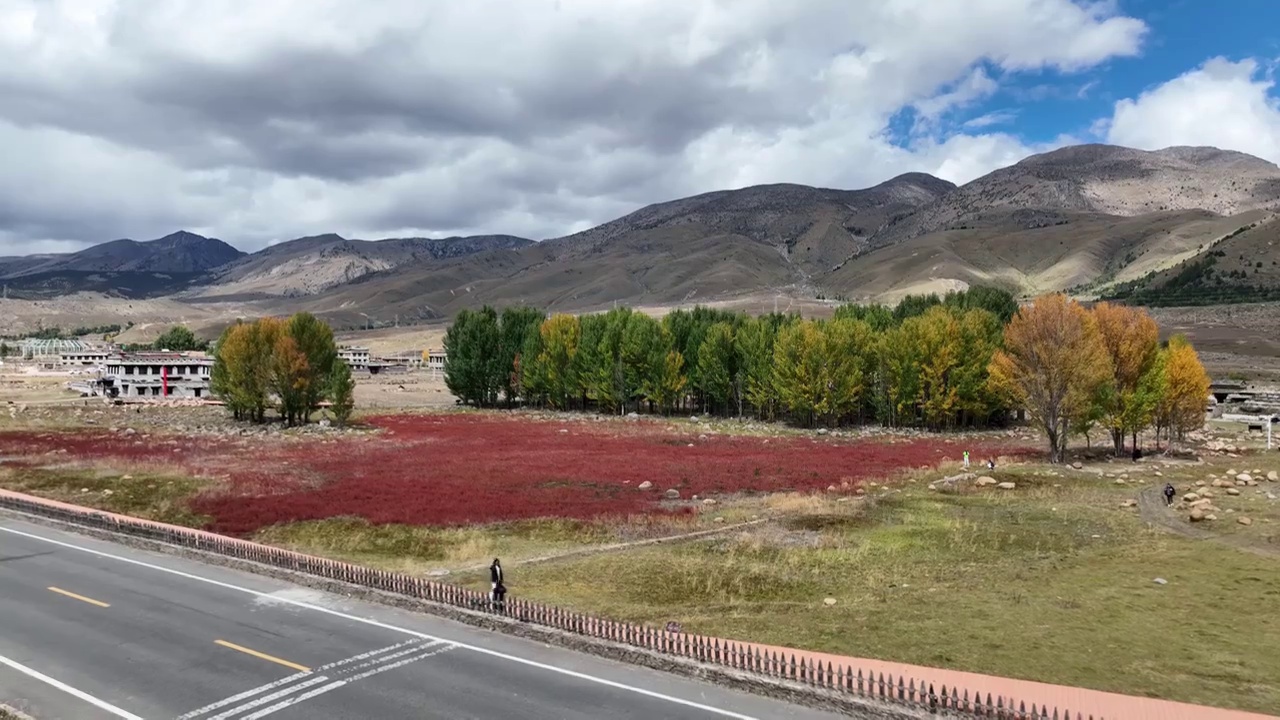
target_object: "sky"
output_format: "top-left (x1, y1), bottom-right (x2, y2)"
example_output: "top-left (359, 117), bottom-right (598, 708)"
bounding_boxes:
top-left (2, 0), bottom-right (1280, 256)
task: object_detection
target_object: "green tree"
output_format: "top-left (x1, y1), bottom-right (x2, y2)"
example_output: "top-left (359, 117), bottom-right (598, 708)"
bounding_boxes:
top-left (153, 325), bottom-right (204, 352)
top-left (498, 307), bottom-right (546, 405)
top-left (444, 307), bottom-right (502, 406)
top-left (876, 324), bottom-right (922, 427)
top-left (620, 313), bottom-right (664, 410)
top-left (697, 322), bottom-right (737, 414)
top-left (647, 344), bottom-right (687, 415)
top-left (772, 321), bottom-right (824, 426)
top-left (736, 316), bottom-right (778, 419)
top-left (327, 358), bottom-right (356, 427)
top-left (286, 312), bottom-right (339, 419)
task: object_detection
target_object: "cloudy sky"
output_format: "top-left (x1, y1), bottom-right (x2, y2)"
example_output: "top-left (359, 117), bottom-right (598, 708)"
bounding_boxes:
top-left (2, 0), bottom-right (1279, 255)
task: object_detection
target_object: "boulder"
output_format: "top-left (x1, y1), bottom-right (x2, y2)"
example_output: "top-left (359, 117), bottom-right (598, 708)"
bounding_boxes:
top-left (1205, 514), bottom-right (1218, 521)
top-left (702, 498), bottom-right (717, 505)
top-left (975, 476), bottom-right (998, 487)
top-left (1268, 471), bottom-right (1279, 482)
top-left (1189, 509), bottom-right (1206, 522)
top-left (664, 489), bottom-right (681, 500)
top-left (1212, 478), bottom-right (1233, 488)
top-left (823, 597), bottom-right (837, 607)
top-left (1071, 461), bottom-right (1083, 470)
top-left (1119, 499), bottom-right (1138, 508)
top-left (1182, 492), bottom-right (1200, 502)
top-left (1238, 517), bottom-right (1254, 526)
top-left (638, 481), bottom-right (653, 490)
top-left (996, 482), bottom-right (1016, 490)
top-left (1226, 487), bottom-right (1241, 496)
top-left (713, 516), bottom-right (726, 524)
top-left (1198, 489), bottom-right (1215, 498)
top-left (1114, 478), bottom-right (1127, 485)
top-left (1236, 473), bottom-right (1253, 483)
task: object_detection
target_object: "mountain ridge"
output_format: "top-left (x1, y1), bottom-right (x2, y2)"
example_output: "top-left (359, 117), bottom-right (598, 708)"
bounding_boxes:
top-left (4, 143), bottom-right (1280, 314)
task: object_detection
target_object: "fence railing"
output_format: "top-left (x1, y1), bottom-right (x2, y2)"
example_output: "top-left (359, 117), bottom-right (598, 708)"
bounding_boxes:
top-left (0, 489), bottom-right (1099, 720)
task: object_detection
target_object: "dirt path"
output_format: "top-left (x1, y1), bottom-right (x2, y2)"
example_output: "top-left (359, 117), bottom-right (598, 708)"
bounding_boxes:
top-left (1137, 484), bottom-right (1280, 558)
top-left (452, 517), bottom-right (771, 573)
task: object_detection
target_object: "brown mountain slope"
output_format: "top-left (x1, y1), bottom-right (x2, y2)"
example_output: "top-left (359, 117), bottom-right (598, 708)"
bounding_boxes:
top-left (825, 209), bottom-right (1267, 304)
top-left (547, 173), bottom-right (956, 277)
top-left (873, 145), bottom-right (1280, 246)
top-left (299, 226), bottom-right (798, 326)
top-left (1103, 213), bottom-right (1280, 305)
top-left (188, 233), bottom-right (533, 299)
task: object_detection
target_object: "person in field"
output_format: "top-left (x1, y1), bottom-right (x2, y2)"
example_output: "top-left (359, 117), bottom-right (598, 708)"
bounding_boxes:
top-left (1163, 483), bottom-right (1176, 506)
top-left (490, 558), bottom-right (506, 609)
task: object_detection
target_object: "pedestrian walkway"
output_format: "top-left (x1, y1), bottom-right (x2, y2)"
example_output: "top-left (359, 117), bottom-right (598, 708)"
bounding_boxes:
top-left (737, 640), bottom-right (1277, 720)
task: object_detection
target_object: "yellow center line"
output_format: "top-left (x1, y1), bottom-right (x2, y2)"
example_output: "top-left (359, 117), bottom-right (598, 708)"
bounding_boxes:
top-left (214, 640), bottom-right (311, 673)
top-left (47, 586), bottom-right (110, 608)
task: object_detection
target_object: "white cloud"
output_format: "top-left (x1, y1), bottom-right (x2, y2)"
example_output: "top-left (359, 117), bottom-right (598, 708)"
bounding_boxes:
top-left (1105, 57), bottom-right (1280, 163)
top-left (0, 0), bottom-right (1146, 254)
top-left (963, 109), bottom-right (1021, 129)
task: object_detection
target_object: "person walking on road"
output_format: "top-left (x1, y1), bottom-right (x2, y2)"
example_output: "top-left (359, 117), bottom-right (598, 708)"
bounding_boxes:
top-left (490, 558), bottom-right (506, 610)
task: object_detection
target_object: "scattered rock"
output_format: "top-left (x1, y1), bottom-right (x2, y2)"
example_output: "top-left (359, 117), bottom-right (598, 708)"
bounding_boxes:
top-left (1114, 478), bottom-right (1127, 485)
top-left (1268, 471), bottom-right (1279, 482)
top-left (996, 482), bottom-right (1016, 490)
top-left (1198, 489), bottom-right (1215, 498)
top-left (1228, 469), bottom-right (1239, 476)
top-left (1154, 471), bottom-right (1163, 477)
top-left (124, 428), bottom-right (136, 436)
top-left (1195, 480), bottom-right (1207, 487)
top-left (1071, 461), bottom-right (1083, 470)
top-left (638, 481), bottom-right (653, 490)
top-left (1189, 508), bottom-right (1206, 522)
top-left (975, 476), bottom-right (998, 487)
top-left (823, 597), bottom-right (837, 607)
top-left (1153, 577), bottom-right (1168, 585)
top-left (690, 416), bottom-right (700, 423)
top-left (1120, 499), bottom-right (1137, 508)
top-left (855, 487), bottom-right (866, 496)
top-left (664, 489), bottom-right (680, 500)
top-left (1226, 488), bottom-right (1241, 496)
top-left (1182, 492), bottom-right (1200, 502)
top-left (1205, 514), bottom-right (1218, 521)
top-left (1238, 517), bottom-right (1253, 526)
top-left (1236, 473), bottom-right (1253, 483)
top-left (713, 516), bottom-right (725, 524)
top-left (121, 475), bottom-right (133, 480)
top-left (702, 498), bottom-right (717, 505)
top-left (827, 485), bottom-right (838, 493)
top-left (817, 428), bottom-right (828, 436)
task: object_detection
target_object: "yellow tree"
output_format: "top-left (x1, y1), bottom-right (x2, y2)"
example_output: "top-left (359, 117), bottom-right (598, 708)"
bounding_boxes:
top-left (910, 307), bottom-right (962, 429)
top-left (1159, 335), bottom-right (1211, 448)
top-left (989, 294), bottom-right (1112, 463)
top-left (537, 314), bottom-right (580, 409)
top-left (772, 320), bottom-right (824, 426)
top-left (816, 318), bottom-right (870, 425)
top-left (272, 333), bottom-right (311, 426)
top-left (1092, 302), bottom-right (1160, 455)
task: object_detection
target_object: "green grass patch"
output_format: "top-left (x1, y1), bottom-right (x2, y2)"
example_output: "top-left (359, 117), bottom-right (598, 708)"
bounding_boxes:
top-left (0, 464), bottom-right (209, 526)
top-left (499, 469), bottom-right (1280, 714)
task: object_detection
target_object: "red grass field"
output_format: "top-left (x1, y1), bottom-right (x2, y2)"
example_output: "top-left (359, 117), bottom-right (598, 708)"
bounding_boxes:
top-left (0, 415), bottom-right (1035, 534)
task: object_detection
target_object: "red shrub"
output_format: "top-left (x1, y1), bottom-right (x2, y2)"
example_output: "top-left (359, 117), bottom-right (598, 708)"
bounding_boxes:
top-left (0, 416), bottom-right (1035, 535)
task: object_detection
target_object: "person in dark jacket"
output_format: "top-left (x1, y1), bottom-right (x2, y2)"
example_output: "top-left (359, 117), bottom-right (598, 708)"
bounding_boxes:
top-left (1163, 483), bottom-right (1176, 506)
top-left (489, 558), bottom-right (506, 609)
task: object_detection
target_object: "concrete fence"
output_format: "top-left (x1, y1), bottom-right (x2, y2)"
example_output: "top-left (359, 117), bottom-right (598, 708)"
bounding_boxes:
top-left (0, 489), bottom-right (1099, 720)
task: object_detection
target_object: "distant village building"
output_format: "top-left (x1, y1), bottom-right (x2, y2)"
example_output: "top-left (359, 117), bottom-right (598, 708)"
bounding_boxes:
top-left (425, 348), bottom-right (446, 372)
top-left (60, 349), bottom-right (113, 366)
top-left (338, 346), bottom-right (372, 372)
top-left (98, 352), bottom-right (213, 399)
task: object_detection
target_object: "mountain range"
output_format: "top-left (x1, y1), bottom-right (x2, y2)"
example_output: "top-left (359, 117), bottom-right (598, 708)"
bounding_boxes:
top-left (3, 144), bottom-right (1279, 322)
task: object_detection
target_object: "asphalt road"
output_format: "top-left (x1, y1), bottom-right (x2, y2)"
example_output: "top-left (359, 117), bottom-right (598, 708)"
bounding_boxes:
top-left (0, 516), bottom-right (847, 720)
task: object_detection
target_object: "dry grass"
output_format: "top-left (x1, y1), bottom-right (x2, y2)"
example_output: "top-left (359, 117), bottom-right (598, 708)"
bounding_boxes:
top-left (0, 463), bottom-right (209, 526)
top-left (487, 457), bottom-right (1280, 714)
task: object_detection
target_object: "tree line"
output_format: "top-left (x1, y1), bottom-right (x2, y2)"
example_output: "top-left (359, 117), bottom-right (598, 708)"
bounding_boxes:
top-left (211, 313), bottom-right (355, 426)
top-left (990, 295), bottom-right (1210, 463)
top-left (445, 289), bottom-right (1211, 462)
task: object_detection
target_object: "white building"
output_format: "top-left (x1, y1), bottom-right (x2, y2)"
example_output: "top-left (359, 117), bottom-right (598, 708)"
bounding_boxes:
top-left (60, 349), bottom-right (113, 366)
top-left (425, 348), bottom-right (446, 372)
top-left (99, 352), bottom-right (214, 399)
top-left (338, 346), bottom-right (372, 371)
